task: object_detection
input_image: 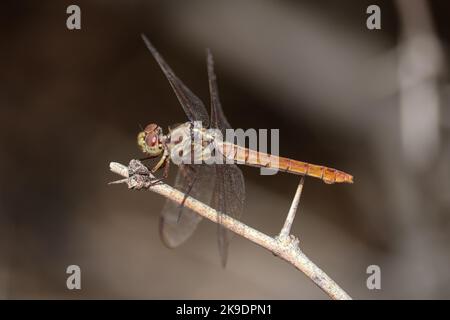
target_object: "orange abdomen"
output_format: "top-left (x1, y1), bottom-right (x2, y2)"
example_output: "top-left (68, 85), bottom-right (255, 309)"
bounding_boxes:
top-left (220, 143), bottom-right (353, 184)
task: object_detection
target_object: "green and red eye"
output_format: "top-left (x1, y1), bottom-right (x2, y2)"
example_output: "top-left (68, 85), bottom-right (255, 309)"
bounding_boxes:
top-left (137, 123), bottom-right (164, 156)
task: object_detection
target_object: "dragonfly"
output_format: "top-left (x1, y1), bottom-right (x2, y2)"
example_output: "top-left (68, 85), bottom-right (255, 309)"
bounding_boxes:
top-left (138, 34), bottom-right (353, 266)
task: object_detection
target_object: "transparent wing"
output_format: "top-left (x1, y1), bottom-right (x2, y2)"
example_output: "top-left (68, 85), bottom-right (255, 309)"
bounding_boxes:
top-left (141, 34), bottom-right (210, 127)
top-left (207, 49), bottom-right (246, 267)
top-left (159, 164), bottom-right (216, 247)
top-left (211, 164), bottom-right (245, 267)
top-left (207, 49), bottom-right (231, 133)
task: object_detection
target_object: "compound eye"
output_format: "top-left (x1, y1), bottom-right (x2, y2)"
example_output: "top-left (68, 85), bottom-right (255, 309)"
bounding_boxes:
top-left (144, 123), bottom-right (158, 133)
top-left (145, 134), bottom-right (158, 147)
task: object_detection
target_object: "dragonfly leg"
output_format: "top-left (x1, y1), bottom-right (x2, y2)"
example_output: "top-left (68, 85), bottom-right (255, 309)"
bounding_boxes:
top-left (146, 158), bottom-right (170, 187)
top-left (139, 155), bottom-right (161, 172)
top-left (151, 151), bottom-right (168, 173)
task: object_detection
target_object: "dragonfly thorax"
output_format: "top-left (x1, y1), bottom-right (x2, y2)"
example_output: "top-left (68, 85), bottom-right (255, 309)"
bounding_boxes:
top-left (137, 123), bottom-right (164, 157)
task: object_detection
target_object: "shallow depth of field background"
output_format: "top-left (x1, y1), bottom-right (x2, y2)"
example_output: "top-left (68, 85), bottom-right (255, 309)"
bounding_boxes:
top-left (1, 0), bottom-right (449, 299)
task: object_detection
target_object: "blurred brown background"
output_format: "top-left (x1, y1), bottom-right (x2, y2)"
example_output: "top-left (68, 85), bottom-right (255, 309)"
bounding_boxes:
top-left (1, 0), bottom-right (449, 299)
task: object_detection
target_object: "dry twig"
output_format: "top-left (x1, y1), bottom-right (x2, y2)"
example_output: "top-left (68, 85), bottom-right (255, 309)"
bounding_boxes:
top-left (109, 160), bottom-right (352, 300)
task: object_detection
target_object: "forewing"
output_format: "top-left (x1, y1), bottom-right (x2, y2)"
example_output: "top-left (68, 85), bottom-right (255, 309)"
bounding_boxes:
top-left (207, 49), bottom-right (246, 266)
top-left (159, 164), bottom-right (216, 247)
top-left (207, 49), bottom-right (231, 133)
top-left (141, 34), bottom-right (210, 127)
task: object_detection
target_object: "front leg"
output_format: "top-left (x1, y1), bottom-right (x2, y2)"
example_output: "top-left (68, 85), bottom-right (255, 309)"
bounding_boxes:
top-left (151, 151), bottom-right (168, 173)
top-left (148, 156), bottom-right (170, 186)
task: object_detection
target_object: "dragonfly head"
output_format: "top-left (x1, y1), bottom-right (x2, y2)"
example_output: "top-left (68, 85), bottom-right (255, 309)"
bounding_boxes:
top-left (137, 123), bottom-right (164, 157)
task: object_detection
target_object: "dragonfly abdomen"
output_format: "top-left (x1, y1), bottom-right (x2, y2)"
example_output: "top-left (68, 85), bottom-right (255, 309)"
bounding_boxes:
top-left (220, 142), bottom-right (353, 184)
